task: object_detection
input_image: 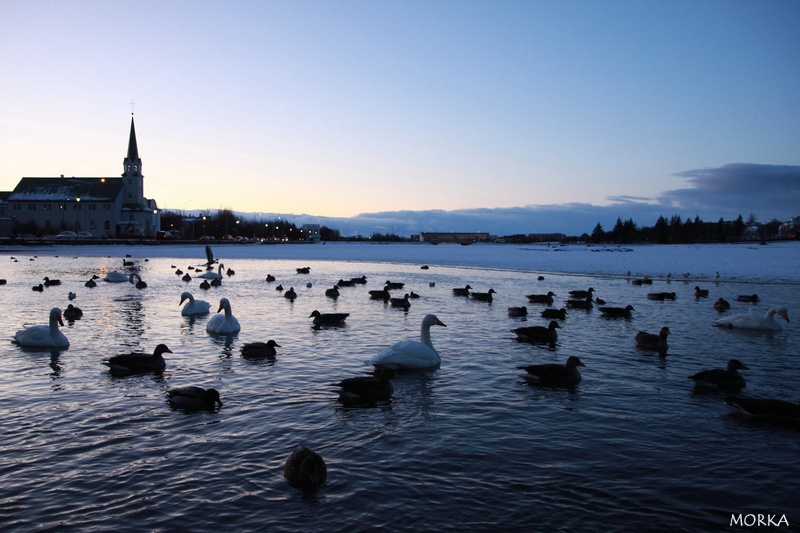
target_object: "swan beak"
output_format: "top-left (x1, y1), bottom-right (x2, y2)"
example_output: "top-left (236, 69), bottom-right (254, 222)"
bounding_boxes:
top-left (216, 304), bottom-right (224, 313)
top-left (179, 297), bottom-right (187, 306)
top-left (57, 314), bottom-right (64, 326)
top-left (436, 319), bottom-right (447, 327)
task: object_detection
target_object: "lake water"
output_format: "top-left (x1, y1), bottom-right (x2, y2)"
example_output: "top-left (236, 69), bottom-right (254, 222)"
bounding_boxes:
top-left (0, 243), bottom-right (797, 531)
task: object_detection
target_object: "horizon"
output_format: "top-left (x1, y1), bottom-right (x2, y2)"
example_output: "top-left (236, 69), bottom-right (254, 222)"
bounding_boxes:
top-left (2, 1), bottom-right (799, 236)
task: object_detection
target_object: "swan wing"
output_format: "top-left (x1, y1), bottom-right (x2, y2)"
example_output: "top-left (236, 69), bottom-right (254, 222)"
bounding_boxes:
top-left (368, 340), bottom-right (439, 369)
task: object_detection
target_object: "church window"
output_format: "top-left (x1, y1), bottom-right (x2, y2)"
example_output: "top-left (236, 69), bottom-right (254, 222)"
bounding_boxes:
top-left (104, 220), bottom-right (111, 231)
top-left (28, 203), bottom-right (36, 210)
top-left (13, 203), bottom-right (20, 211)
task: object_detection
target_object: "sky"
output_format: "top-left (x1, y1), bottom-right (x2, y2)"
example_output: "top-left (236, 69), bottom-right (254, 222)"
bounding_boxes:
top-left (1, 1), bottom-right (798, 236)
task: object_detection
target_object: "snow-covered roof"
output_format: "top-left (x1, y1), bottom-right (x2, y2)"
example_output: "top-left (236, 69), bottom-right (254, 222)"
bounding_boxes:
top-left (9, 177), bottom-right (123, 202)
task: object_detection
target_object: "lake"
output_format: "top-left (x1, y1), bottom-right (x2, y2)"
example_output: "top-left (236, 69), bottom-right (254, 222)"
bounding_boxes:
top-left (0, 243), bottom-right (797, 531)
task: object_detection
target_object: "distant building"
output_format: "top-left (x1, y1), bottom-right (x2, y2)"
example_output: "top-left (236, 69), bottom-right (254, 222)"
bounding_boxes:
top-left (1, 116), bottom-right (160, 238)
top-left (419, 232), bottom-right (490, 244)
top-left (301, 224), bottom-right (321, 242)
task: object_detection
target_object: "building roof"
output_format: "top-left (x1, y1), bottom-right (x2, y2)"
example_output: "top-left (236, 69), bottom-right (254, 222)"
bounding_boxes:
top-left (9, 177), bottom-right (123, 202)
top-left (127, 116), bottom-right (139, 160)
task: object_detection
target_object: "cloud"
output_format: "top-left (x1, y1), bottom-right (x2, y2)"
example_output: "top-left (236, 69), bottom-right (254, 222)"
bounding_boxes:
top-left (212, 163), bottom-right (800, 237)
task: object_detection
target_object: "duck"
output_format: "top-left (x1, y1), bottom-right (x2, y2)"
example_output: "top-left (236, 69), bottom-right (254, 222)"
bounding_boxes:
top-left (511, 321), bottom-right (560, 343)
top-left (84, 278), bottom-right (97, 288)
top-left (334, 366), bottom-right (394, 404)
top-left (284, 287), bottom-right (297, 300)
top-left (526, 291), bottom-right (556, 304)
top-left (565, 295), bottom-right (593, 309)
top-left (296, 267), bottom-right (311, 274)
top-left (713, 307), bottom-right (789, 331)
top-left (713, 298), bottom-right (731, 311)
top-left (167, 386), bottom-right (223, 411)
top-left (337, 278), bottom-right (356, 287)
top-left (631, 278), bottom-right (653, 285)
top-left (309, 310), bottom-right (349, 327)
top-left (210, 277), bottom-right (222, 287)
top-left (206, 298), bottom-right (241, 335)
top-left (43, 276), bottom-right (61, 286)
top-left (507, 306), bottom-right (528, 317)
top-left (541, 308), bottom-right (568, 320)
top-left (325, 286), bottom-right (340, 299)
top-left (635, 327), bottom-right (670, 355)
top-left (647, 292), bottom-right (677, 301)
top-left (408, 291), bottom-right (420, 299)
top-left (367, 314), bottom-right (447, 370)
top-left (368, 286), bottom-right (391, 301)
top-left (103, 344), bottom-right (171, 373)
top-left (199, 279), bottom-right (210, 290)
top-left (129, 273), bottom-right (147, 289)
top-left (518, 356), bottom-right (585, 387)
top-left (689, 359), bottom-right (748, 391)
top-left (175, 268), bottom-right (183, 275)
top-left (226, 267), bottom-right (235, 276)
top-left (452, 285), bottom-right (472, 296)
top-left (350, 276), bottom-right (368, 285)
top-left (13, 307), bottom-right (69, 348)
top-left (240, 340), bottom-right (281, 359)
top-left (736, 294), bottom-right (759, 302)
top-left (198, 264), bottom-right (224, 280)
top-left (694, 286), bottom-right (709, 298)
top-left (68, 291), bottom-right (77, 300)
top-left (265, 274), bottom-right (276, 282)
top-left (598, 305), bottom-right (635, 318)
top-left (568, 288), bottom-right (594, 299)
top-left (182, 273), bottom-right (192, 282)
top-left (63, 304), bottom-right (83, 321)
top-left (390, 294), bottom-right (411, 309)
top-left (275, 284), bottom-right (284, 291)
top-left (284, 445), bottom-right (327, 489)
top-left (180, 292), bottom-right (211, 316)
top-left (32, 284), bottom-right (44, 292)
top-left (470, 288), bottom-right (496, 302)
top-left (725, 395), bottom-right (800, 421)
top-left (385, 280), bottom-right (404, 290)
top-left (104, 270), bottom-right (129, 283)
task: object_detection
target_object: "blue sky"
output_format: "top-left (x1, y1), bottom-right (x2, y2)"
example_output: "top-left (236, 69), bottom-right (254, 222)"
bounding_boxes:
top-left (1, 1), bottom-right (798, 236)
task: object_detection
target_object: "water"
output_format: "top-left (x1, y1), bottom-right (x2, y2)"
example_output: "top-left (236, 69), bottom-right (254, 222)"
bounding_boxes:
top-left (0, 246), bottom-right (798, 531)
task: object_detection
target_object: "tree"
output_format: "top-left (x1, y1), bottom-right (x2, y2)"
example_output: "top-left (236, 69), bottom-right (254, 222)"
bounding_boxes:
top-left (590, 223), bottom-right (605, 243)
top-left (733, 214), bottom-right (745, 241)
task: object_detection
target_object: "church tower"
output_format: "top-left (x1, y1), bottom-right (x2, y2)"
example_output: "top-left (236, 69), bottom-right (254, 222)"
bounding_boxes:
top-left (121, 115), bottom-right (144, 204)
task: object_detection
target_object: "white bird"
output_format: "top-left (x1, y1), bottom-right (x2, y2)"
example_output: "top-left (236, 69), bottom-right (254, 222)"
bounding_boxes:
top-left (180, 291), bottom-right (211, 316)
top-left (206, 297), bottom-right (241, 334)
top-left (713, 307), bottom-right (790, 331)
top-left (199, 264), bottom-right (225, 280)
top-left (13, 307), bottom-right (69, 348)
top-left (104, 270), bottom-right (129, 282)
top-left (367, 314), bottom-right (447, 370)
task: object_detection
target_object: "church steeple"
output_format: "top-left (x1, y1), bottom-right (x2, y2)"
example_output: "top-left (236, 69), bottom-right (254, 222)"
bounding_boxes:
top-left (127, 115), bottom-right (139, 160)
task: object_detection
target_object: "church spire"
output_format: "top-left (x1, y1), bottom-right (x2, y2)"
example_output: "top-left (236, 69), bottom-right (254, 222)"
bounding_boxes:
top-left (127, 114), bottom-right (139, 160)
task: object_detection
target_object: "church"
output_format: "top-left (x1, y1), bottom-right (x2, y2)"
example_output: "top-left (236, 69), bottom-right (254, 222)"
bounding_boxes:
top-left (0, 116), bottom-right (160, 238)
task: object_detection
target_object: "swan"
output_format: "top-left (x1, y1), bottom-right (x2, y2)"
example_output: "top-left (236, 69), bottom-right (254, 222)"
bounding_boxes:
top-left (180, 291), bottom-right (211, 316)
top-left (198, 264), bottom-right (224, 280)
top-left (129, 273), bottom-right (147, 289)
top-left (206, 297), bottom-right (241, 334)
top-left (713, 307), bottom-right (789, 331)
top-left (104, 270), bottom-right (129, 283)
top-left (13, 307), bottom-right (69, 348)
top-left (284, 445), bottom-right (327, 489)
top-left (103, 344), bottom-right (171, 373)
top-left (367, 314), bottom-right (447, 370)
top-left (167, 386), bottom-right (223, 410)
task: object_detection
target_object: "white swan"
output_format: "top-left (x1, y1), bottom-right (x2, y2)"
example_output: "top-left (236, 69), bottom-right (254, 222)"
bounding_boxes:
top-left (13, 307), bottom-right (69, 348)
top-left (199, 264), bottom-right (224, 280)
top-left (180, 291), bottom-right (211, 316)
top-left (104, 270), bottom-right (129, 282)
top-left (206, 297), bottom-right (241, 334)
top-left (714, 307), bottom-right (790, 331)
top-left (367, 314), bottom-right (447, 369)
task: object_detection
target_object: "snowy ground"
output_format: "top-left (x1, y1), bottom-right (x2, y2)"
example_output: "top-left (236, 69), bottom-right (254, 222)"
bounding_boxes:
top-left (3, 240), bottom-right (799, 283)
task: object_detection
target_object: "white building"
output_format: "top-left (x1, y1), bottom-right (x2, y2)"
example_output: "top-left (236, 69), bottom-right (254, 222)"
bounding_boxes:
top-left (0, 116), bottom-right (160, 238)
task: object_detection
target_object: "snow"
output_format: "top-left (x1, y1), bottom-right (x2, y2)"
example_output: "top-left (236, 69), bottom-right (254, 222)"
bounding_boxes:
top-left (6, 240), bottom-right (798, 283)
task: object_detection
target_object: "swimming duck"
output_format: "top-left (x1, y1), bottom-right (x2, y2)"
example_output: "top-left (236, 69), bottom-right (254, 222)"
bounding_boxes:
top-left (694, 286), bottom-right (709, 298)
top-left (325, 286), bottom-right (340, 299)
top-left (206, 298), bottom-right (241, 335)
top-left (210, 277), bottom-right (222, 287)
top-left (541, 308), bottom-right (568, 320)
top-left (32, 284), bottom-right (44, 292)
top-left (470, 288), bottom-right (496, 302)
top-left (84, 278), bottom-right (97, 288)
top-left (63, 304), bottom-right (83, 321)
top-left (565, 296), bottom-right (593, 309)
top-left (103, 344), bottom-right (171, 373)
top-left (689, 359), bottom-right (748, 391)
top-left (296, 267), bottom-right (311, 274)
top-left (334, 366), bottom-right (394, 404)
top-left (518, 356), bottom-right (585, 387)
top-left (13, 307), bottom-right (69, 348)
top-left (226, 267), bottom-right (235, 276)
top-left (647, 292), bottom-right (677, 301)
top-left (309, 310), bottom-right (349, 327)
top-left (390, 294), bottom-right (411, 309)
top-left (713, 298), bottom-right (731, 311)
top-left (368, 286), bottom-right (391, 301)
top-left (568, 288), bottom-right (594, 299)
top-left (367, 314), bottom-right (447, 370)
top-left (511, 321), bottom-right (560, 343)
top-left (526, 291), bottom-right (556, 304)
top-left (337, 278), bottom-right (356, 287)
top-left (240, 340), bottom-right (281, 359)
top-left (452, 285), bottom-right (472, 296)
top-left (129, 273), bottom-right (147, 289)
top-left (635, 327), bottom-right (670, 355)
top-left (385, 280), bottom-right (404, 290)
top-left (43, 276), bottom-right (61, 286)
top-left (180, 292), bottom-right (211, 316)
top-left (284, 445), bottom-right (327, 489)
top-left (598, 305), bottom-right (635, 318)
top-left (350, 276), bottom-right (368, 284)
top-left (182, 273), bottom-right (192, 282)
top-left (265, 274), bottom-right (276, 282)
top-left (736, 294), bottom-right (759, 303)
top-left (199, 279), bottom-right (210, 290)
top-left (167, 386), bottom-right (223, 411)
top-left (725, 395), bottom-right (800, 421)
top-left (507, 306), bottom-right (528, 317)
top-left (284, 287), bottom-right (297, 300)
top-left (713, 307), bottom-right (789, 331)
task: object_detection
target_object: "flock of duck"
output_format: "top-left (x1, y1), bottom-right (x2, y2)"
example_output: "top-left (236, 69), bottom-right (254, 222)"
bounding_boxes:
top-left (5, 250), bottom-right (799, 487)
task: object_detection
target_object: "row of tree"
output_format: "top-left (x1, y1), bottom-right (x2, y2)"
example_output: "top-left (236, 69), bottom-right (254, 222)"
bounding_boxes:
top-left (161, 210), bottom-right (342, 241)
top-left (585, 214), bottom-right (781, 244)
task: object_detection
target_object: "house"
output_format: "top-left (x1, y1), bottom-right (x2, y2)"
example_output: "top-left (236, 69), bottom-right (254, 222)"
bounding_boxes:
top-left (1, 116), bottom-right (160, 238)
